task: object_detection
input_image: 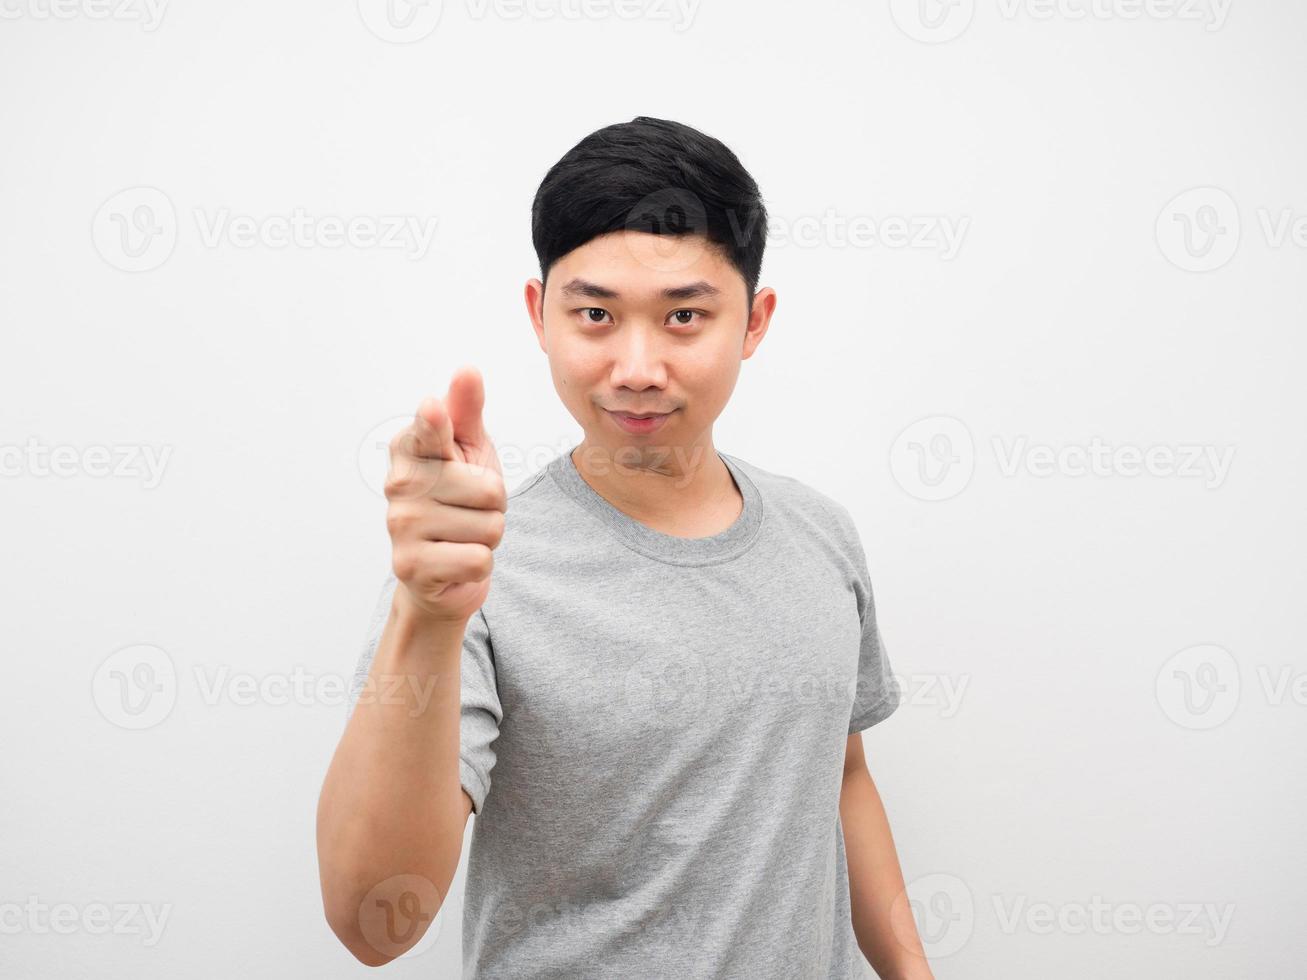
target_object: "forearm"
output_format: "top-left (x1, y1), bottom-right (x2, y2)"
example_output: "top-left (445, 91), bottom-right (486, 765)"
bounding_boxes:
top-left (840, 767), bottom-right (933, 980)
top-left (316, 597), bottom-right (469, 964)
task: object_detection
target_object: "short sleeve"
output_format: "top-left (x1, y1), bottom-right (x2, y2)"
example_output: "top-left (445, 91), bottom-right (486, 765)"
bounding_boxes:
top-left (455, 608), bottom-right (502, 814)
top-left (839, 512), bottom-right (902, 735)
top-left (346, 573), bottom-right (504, 816)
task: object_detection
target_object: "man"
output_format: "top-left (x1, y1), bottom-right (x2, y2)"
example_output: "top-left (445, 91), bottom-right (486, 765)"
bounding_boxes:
top-left (317, 116), bottom-right (933, 979)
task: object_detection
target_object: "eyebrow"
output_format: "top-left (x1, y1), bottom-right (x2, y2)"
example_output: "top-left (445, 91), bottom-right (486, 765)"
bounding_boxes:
top-left (558, 278), bottom-right (722, 301)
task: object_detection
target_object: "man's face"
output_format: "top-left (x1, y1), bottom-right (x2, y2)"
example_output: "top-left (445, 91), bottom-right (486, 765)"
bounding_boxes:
top-left (526, 229), bottom-right (775, 473)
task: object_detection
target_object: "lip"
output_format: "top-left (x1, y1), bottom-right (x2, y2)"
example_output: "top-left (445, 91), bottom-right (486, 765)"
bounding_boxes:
top-left (606, 409), bottom-right (674, 435)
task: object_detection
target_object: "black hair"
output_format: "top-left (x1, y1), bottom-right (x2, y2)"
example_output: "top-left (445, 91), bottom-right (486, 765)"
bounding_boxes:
top-left (530, 116), bottom-right (768, 310)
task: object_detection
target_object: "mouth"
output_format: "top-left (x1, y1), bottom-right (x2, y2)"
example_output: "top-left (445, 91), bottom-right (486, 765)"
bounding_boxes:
top-left (605, 408), bottom-right (675, 435)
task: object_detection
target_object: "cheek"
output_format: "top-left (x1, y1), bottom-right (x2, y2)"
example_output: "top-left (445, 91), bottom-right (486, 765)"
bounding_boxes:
top-left (681, 338), bottom-right (740, 396)
top-left (548, 338), bottom-right (603, 394)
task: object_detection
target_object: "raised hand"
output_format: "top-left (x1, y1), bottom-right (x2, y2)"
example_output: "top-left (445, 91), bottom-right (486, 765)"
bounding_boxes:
top-left (384, 366), bottom-right (506, 624)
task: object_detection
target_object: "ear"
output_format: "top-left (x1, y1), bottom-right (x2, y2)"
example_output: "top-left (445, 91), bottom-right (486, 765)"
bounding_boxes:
top-left (742, 286), bottom-right (776, 361)
top-left (525, 277), bottom-right (548, 354)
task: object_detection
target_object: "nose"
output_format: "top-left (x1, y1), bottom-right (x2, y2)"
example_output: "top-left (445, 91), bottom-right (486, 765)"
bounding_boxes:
top-left (608, 321), bottom-right (668, 394)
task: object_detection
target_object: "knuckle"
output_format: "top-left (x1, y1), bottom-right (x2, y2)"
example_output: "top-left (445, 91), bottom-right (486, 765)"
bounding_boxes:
top-left (480, 473), bottom-right (508, 510)
top-left (486, 509), bottom-right (506, 547)
top-left (385, 460), bottom-right (436, 500)
top-left (388, 428), bottom-right (415, 458)
top-left (391, 548), bottom-right (417, 583)
top-left (471, 546), bottom-right (494, 581)
top-left (385, 503), bottom-right (416, 538)
top-left (382, 467), bottom-right (411, 500)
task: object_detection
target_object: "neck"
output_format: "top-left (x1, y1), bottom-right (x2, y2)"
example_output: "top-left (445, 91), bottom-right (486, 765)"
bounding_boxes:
top-left (569, 434), bottom-right (741, 535)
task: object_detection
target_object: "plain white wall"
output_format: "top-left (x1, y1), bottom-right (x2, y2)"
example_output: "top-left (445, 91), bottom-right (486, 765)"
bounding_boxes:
top-left (2, 1), bottom-right (1303, 976)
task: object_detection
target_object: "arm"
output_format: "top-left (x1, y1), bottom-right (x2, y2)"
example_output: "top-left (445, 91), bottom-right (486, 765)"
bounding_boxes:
top-left (316, 595), bottom-right (475, 965)
top-left (840, 733), bottom-right (934, 980)
top-left (317, 370), bottom-right (505, 965)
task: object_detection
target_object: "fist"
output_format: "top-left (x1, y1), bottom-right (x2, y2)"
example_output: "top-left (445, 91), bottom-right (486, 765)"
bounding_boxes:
top-left (385, 366), bottom-right (506, 624)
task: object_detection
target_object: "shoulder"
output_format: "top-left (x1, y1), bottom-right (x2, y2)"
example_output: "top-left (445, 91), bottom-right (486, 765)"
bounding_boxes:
top-left (506, 462), bottom-right (553, 504)
top-left (723, 452), bottom-right (855, 523)
top-left (722, 452), bottom-right (862, 549)
top-left (502, 451), bottom-right (570, 512)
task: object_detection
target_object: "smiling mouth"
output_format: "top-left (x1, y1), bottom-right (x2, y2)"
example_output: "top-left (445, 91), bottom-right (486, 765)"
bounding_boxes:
top-left (605, 408), bottom-right (677, 433)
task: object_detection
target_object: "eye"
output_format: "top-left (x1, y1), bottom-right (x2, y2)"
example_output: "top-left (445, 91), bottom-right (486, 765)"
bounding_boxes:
top-left (578, 307), bottom-right (612, 324)
top-left (669, 309), bottom-right (704, 327)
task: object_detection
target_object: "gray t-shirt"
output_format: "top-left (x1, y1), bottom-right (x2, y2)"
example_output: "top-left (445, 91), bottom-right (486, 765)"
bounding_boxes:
top-left (348, 445), bottom-right (901, 978)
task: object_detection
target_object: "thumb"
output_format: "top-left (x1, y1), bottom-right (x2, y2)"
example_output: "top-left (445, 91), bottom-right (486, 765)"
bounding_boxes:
top-left (445, 365), bottom-right (499, 473)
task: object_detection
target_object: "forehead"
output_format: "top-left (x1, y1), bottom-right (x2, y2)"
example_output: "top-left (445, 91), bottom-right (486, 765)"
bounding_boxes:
top-left (548, 230), bottom-right (741, 303)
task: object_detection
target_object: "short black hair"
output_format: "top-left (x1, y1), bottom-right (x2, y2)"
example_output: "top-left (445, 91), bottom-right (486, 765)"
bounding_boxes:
top-left (531, 116), bottom-right (768, 309)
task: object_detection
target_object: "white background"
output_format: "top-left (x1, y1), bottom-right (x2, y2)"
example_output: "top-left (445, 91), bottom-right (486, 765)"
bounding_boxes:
top-left (2, 1), bottom-right (1304, 977)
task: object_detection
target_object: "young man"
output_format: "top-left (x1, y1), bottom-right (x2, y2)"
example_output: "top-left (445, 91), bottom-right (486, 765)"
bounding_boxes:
top-left (317, 116), bottom-right (933, 979)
